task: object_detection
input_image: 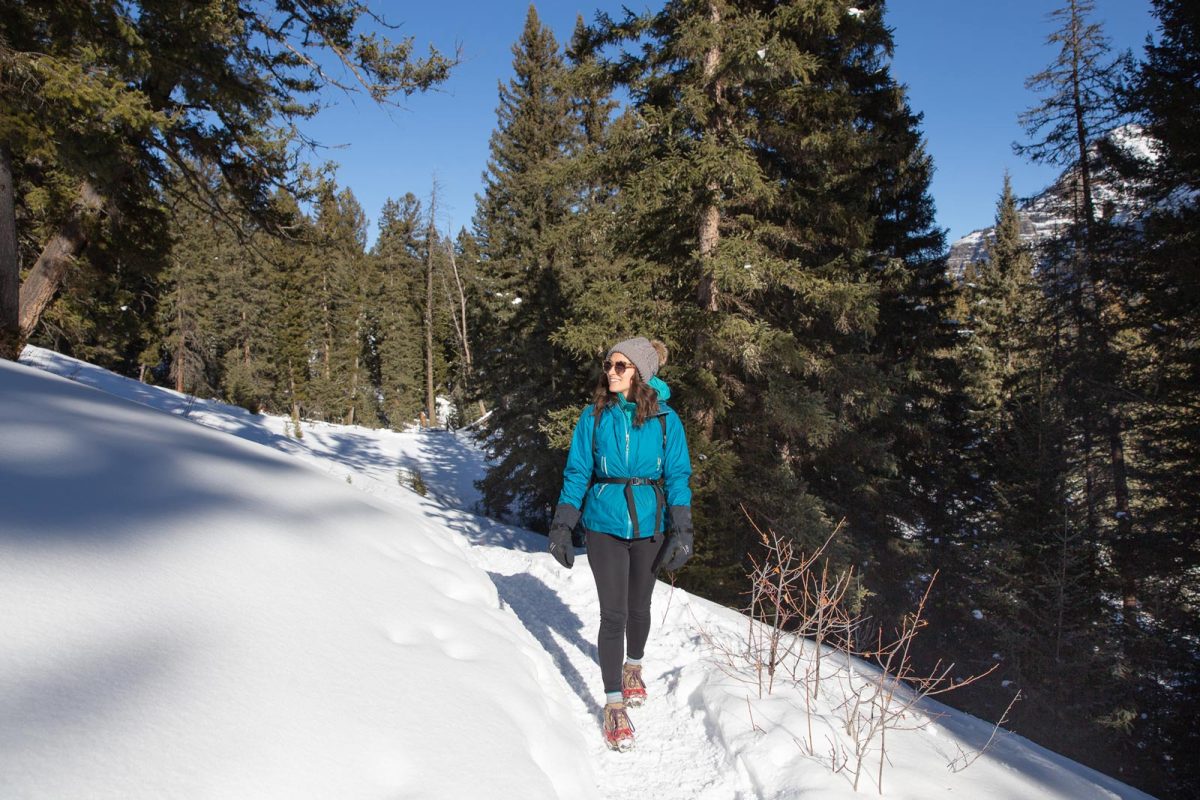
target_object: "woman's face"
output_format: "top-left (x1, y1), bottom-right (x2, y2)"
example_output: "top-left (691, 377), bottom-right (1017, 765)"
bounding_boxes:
top-left (605, 352), bottom-right (636, 397)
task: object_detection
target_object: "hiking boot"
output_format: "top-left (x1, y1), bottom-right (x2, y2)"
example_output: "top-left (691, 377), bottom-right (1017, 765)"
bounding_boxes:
top-left (603, 701), bottom-right (635, 751)
top-left (621, 663), bottom-right (647, 707)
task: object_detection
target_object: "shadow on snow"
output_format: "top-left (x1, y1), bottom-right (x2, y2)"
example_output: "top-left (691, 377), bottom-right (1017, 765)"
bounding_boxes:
top-left (489, 571), bottom-right (601, 717)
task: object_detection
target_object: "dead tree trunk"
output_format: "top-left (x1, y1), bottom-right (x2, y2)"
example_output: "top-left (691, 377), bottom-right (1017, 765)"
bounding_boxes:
top-left (0, 144), bottom-right (19, 360)
top-left (424, 195), bottom-right (437, 428)
top-left (18, 180), bottom-right (105, 342)
top-left (443, 236), bottom-right (486, 418)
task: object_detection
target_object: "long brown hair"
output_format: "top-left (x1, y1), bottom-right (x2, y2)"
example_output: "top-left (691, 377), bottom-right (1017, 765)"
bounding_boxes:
top-left (592, 370), bottom-right (660, 427)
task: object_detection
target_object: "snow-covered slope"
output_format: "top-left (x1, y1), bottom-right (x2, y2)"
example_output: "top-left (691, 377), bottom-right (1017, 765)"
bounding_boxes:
top-left (2, 347), bottom-right (1158, 799)
top-left (0, 355), bottom-right (596, 800)
top-left (947, 125), bottom-right (1157, 275)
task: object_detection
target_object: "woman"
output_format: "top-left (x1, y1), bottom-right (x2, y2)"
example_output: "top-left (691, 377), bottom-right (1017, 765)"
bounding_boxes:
top-left (548, 336), bottom-right (694, 752)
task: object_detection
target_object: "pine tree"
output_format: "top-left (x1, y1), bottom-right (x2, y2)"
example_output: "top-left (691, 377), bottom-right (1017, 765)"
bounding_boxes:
top-left (587, 1), bottom-right (956, 606)
top-left (947, 177), bottom-right (1114, 752)
top-left (372, 194), bottom-right (427, 426)
top-left (262, 192), bottom-right (319, 430)
top-left (212, 224), bottom-right (275, 414)
top-left (1016, 0), bottom-right (1138, 635)
top-left (159, 191), bottom-right (223, 395)
top-left (305, 184), bottom-right (373, 424)
top-left (474, 7), bottom-right (593, 527)
top-left (962, 177), bottom-right (1040, 421)
top-left (0, 1), bottom-right (453, 360)
top-left (1111, 2), bottom-right (1200, 792)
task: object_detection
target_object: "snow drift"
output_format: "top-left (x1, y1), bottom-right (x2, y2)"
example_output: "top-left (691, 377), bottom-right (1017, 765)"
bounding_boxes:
top-left (0, 357), bottom-right (597, 800)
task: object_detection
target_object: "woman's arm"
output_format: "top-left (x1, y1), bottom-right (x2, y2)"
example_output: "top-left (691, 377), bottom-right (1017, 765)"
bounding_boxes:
top-left (663, 410), bottom-right (692, 508)
top-left (557, 407), bottom-right (596, 510)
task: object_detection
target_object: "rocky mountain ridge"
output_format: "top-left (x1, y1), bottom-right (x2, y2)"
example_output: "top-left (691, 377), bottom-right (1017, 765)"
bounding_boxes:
top-left (946, 125), bottom-right (1156, 276)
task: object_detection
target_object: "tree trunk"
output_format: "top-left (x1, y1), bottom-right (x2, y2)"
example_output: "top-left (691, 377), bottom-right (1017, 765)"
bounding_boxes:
top-left (445, 239), bottom-right (473, 375)
top-left (175, 299), bottom-right (186, 393)
top-left (1068, 0), bottom-right (1096, 237)
top-left (289, 374), bottom-right (301, 438)
top-left (696, 0), bottom-right (723, 315)
top-left (242, 311), bottom-right (251, 365)
top-left (424, 198), bottom-right (437, 428)
top-left (696, 204), bottom-right (720, 312)
top-left (347, 351), bottom-right (359, 426)
top-left (693, 0), bottom-right (723, 439)
top-left (347, 295), bottom-right (364, 426)
top-left (443, 236), bottom-right (486, 418)
top-left (0, 144), bottom-right (20, 360)
top-left (1067, 0), bottom-right (1136, 619)
top-left (19, 180), bottom-right (105, 343)
top-left (321, 270), bottom-right (332, 380)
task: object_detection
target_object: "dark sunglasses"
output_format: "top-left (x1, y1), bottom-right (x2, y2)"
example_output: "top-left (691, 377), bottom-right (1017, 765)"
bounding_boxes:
top-left (603, 359), bottom-right (635, 376)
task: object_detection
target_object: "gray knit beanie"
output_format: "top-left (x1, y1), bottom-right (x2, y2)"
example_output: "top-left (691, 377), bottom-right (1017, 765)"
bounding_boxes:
top-left (607, 337), bottom-right (665, 382)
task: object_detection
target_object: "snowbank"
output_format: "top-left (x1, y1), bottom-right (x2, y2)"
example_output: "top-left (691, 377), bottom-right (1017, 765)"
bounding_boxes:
top-left (0, 357), bottom-right (597, 800)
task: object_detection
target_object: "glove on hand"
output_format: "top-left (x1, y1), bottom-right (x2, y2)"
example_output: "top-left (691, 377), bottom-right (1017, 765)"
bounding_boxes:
top-left (654, 506), bottom-right (694, 573)
top-left (548, 503), bottom-right (581, 569)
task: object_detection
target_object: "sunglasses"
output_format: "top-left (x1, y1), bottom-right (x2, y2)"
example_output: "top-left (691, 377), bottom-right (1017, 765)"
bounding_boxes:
top-left (603, 359), bottom-right (636, 376)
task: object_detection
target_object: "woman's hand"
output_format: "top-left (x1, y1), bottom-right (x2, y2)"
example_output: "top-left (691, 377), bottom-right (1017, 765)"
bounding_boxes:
top-left (655, 506), bottom-right (694, 572)
top-left (548, 504), bottom-right (580, 569)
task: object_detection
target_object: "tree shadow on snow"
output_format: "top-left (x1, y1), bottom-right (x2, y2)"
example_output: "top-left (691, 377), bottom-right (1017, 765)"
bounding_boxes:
top-left (424, 505), bottom-right (546, 553)
top-left (0, 365), bottom-right (388, 543)
top-left (488, 571), bottom-right (601, 716)
top-left (393, 429), bottom-right (486, 512)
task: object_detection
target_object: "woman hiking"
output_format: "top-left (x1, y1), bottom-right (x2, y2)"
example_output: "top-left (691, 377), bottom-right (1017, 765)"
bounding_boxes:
top-left (548, 336), bottom-right (694, 751)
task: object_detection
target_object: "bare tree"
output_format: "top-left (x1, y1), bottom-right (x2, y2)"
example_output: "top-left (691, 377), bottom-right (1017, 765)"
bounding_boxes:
top-left (424, 187), bottom-right (437, 428)
top-left (439, 233), bottom-right (485, 419)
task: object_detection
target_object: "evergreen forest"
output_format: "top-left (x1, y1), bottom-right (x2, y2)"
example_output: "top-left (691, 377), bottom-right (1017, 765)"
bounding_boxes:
top-left (2, 1), bottom-right (1196, 795)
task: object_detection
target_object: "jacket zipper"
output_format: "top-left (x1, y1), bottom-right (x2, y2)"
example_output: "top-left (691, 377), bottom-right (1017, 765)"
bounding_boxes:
top-left (621, 409), bottom-right (632, 537)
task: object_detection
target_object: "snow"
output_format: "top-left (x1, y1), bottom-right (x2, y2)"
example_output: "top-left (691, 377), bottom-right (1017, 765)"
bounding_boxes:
top-left (1, 346), bottom-right (1157, 799)
top-left (945, 124), bottom-right (1164, 277)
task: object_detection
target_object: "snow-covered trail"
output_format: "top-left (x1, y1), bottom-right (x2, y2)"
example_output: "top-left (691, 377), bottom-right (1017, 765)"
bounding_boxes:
top-left (16, 347), bottom-right (755, 797)
top-left (461, 516), bottom-right (754, 799)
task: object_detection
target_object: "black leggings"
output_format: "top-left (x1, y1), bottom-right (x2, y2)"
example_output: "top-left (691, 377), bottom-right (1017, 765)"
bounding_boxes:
top-left (586, 529), bottom-right (668, 694)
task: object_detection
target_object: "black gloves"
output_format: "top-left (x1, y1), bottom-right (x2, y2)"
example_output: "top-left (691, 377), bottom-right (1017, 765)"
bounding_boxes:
top-left (653, 505), bottom-right (694, 573)
top-left (548, 503), bottom-right (581, 569)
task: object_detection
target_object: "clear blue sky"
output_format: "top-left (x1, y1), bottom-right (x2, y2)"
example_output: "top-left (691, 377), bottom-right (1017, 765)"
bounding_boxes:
top-left (301, 1), bottom-right (1157, 248)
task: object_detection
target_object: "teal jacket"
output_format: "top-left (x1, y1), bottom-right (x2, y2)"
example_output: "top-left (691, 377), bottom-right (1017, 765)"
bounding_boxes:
top-left (557, 380), bottom-right (692, 540)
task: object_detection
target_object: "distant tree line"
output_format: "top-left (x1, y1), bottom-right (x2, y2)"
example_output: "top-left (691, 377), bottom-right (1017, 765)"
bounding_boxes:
top-left (1, 1), bottom-right (1195, 795)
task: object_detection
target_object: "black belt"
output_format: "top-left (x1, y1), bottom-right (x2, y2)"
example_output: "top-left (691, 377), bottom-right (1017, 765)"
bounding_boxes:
top-left (594, 476), bottom-right (666, 537)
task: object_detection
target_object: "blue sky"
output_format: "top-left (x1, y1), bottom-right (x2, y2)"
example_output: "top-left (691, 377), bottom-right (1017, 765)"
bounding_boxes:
top-left (302, 1), bottom-right (1157, 248)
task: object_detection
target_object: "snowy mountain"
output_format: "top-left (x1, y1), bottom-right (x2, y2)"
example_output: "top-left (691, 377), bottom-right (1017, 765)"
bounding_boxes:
top-left (947, 125), bottom-right (1158, 275)
top-left (1, 347), bottom-right (1157, 799)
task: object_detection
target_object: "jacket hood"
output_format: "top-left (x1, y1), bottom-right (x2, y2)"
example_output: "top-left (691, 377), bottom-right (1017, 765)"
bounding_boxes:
top-left (648, 375), bottom-right (671, 403)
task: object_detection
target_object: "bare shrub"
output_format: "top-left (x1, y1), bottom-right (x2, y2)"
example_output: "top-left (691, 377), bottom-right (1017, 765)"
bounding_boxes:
top-left (834, 574), bottom-right (997, 793)
top-left (695, 512), bottom-right (1010, 794)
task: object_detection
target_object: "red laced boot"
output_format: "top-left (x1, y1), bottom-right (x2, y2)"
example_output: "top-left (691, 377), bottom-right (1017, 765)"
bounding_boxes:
top-left (621, 663), bottom-right (647, 707)
top-left (603, 701), bottom-right (635, 751)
